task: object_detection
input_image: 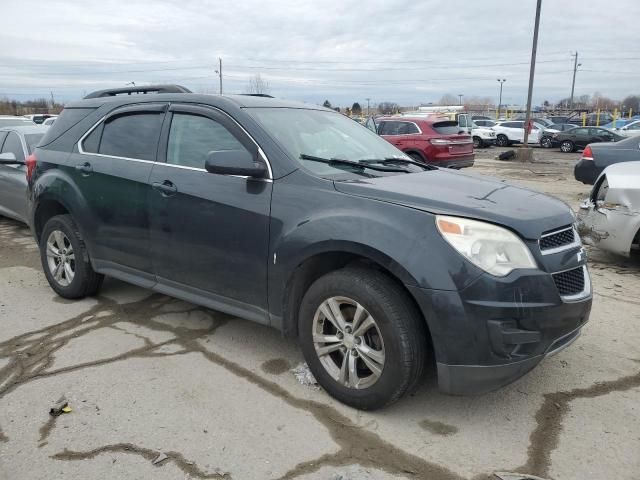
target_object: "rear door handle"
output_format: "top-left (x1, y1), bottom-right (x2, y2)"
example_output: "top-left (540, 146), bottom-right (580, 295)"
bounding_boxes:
top-left (75, 162), bottom-right (93, 175)
top-left (152, 180), bottom-right (178, 196)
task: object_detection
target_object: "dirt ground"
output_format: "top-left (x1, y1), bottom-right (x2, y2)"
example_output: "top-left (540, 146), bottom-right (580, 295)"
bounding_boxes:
top-left (0, 147), bottom-right (639, 480)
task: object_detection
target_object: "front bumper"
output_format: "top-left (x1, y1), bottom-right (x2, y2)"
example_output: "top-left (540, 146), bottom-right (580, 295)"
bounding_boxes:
top-left (574, 159), bottom-right (602, 185)
top-left (407, 265), bottom-right (592, 395)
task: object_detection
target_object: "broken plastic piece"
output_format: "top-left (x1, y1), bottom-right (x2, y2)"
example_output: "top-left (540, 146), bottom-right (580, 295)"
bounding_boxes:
top-left (152, 452), bottom-right (168, 465)
top-left (49, 400), bottom-right (70, 417)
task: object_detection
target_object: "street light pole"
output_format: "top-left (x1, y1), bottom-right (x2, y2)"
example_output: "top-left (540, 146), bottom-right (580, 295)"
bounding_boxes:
top-left (497, 79), bottom-right (506, 118)
top-left (366, 98), bottom-right (371, 116)
top-left (521, 0), bottom-right (542, 159)
top-left (458, 94), bottom-right (464, 106)
top-left (569, 52), bottom-right (581, 110)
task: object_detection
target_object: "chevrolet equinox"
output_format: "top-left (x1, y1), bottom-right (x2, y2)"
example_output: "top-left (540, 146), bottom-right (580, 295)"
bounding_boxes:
top-left (27, 85), bottom-right (592, 410)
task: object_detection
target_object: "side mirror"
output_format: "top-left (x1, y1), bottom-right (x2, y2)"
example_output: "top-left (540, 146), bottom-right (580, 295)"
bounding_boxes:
top-left (205, 150), bottom-right (267, 178)
top-left (0, 152), bottom-right (21, 165)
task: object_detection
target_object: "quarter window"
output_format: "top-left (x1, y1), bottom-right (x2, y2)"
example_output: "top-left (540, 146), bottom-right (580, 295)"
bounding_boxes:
top-left (166, 113), bottom-right (246, 169)
top-left (98, 112), bottom-right (164, 161)
top-left (1, 132), bottom-right (25, 162)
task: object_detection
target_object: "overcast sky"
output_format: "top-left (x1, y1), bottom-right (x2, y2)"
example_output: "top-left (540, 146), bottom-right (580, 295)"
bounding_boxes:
top-left (1, 0), bottom-right (638, 107)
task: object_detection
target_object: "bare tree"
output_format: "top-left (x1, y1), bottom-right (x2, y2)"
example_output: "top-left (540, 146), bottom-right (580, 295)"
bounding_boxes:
top-left (244, 74), bottom-right (271, 95)
top-left (438, 94), bottom-right (458, 106)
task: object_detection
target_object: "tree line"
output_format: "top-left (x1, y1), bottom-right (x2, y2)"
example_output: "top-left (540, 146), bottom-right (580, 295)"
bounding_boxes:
top-left (0, 97), bottom-right (63, 116)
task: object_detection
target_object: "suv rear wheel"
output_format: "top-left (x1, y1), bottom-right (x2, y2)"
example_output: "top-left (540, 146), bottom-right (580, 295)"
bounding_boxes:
top-left (298, 267), bottom-right (427, 410)
top-left (496, 134), bottom-right (509, 147)
top-left (40, 214), bottom-right (104, 299)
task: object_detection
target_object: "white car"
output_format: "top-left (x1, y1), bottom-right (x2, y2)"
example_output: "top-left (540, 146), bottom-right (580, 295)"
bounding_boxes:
top-left (492, 120), bottom-right (541, 147)
top-left (615, 120), bottom-right (640, 137)
top-left (578, 161), bottom-right (640, 257)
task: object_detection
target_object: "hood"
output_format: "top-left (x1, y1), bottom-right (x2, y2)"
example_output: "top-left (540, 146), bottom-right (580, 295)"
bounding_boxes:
top-left (334, 169), bottom-right (574, 240)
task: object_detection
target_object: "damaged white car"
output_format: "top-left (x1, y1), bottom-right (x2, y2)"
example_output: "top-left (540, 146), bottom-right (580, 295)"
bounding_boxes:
top-left (577, 162), bottom-right (640, 257)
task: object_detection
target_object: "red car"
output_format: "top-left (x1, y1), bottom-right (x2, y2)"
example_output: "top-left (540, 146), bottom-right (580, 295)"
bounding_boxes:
top-left (367, 116), bottom-right (474, 168)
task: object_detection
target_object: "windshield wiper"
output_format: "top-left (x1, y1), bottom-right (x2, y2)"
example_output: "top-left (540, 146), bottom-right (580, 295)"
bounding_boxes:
top-left (359, 157), bottom-right (437, 170)
top-left (300, 154), bottom-right (411, 173)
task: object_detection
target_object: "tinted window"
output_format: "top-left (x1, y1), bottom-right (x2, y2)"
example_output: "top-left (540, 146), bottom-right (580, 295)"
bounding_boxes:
top-left (1, 132), bottom-right (25, 161)
top-left (430, 121), bottom-right (460, 135)
top-left (24, 134), bottom-right (44, 153)
top-left (167, 113), bottom-right (246, 169)
top-left (397, 122), bottom-right (419, 134)
top-left (99, 113), bottom-right (163, 160)
top-left (378, 121), bottom-right (405, 135)
top-left (82, 124), bottom-right (103, 153)
top-left (572, 128), bottom-right (589, 135)
top-left (627, 122), bottom-right (640, 130)
top-left (40, 108), bottom-right (95, 146)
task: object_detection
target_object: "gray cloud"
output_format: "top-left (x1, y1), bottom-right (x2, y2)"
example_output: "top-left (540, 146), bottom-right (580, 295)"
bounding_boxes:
top-left (1, 0), bottom-right (638, 106)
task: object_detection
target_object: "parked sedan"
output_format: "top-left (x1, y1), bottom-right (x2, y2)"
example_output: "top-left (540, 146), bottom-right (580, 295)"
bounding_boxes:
top-left (577, 161), bottom-right (640, 257)
top-left (615, 120), bottom-right (640, 137)
top-left (555, 127), bottom-right (623, 153)
top-left (574, 135), bottom-right (640, 184)
top-left (0, 125), bottom-right (47, 223)
top-left (539, 124), bottom-right (576, 148)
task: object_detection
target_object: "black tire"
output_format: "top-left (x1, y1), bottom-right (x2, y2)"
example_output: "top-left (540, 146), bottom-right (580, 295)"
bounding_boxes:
top-left (560, 140), bottom-right (575, 153)
top-left (40, 214), bottom-right (104, 299)
top-left (298, 267), bottom-right (427, 410)
top-left (407, 152), bottom-right (425, 163)
top-left (540, 137), bottom-right (553, 148)
top-left (472, 136), bottom-right (483, 149)
top-left (496, 134), bottom-right (509, 147)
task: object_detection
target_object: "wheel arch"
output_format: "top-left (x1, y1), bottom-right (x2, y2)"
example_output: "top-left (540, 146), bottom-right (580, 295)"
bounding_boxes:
top-left (280, 245), bottom-right (432, 351)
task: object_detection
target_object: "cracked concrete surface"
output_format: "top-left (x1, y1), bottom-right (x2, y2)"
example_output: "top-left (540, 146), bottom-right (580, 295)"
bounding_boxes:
top-left (1, 151), bottom-right (639, 479)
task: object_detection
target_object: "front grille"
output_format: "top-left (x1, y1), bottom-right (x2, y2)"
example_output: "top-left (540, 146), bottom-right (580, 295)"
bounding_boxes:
top-left (553, 267), bottom-right (585, 296)
top-left (540, 227), bottom-right (576, 251)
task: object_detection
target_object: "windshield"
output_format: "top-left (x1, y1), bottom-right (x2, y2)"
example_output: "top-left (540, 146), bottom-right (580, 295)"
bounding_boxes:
top-left (246, 108), bottom-right (410, 178)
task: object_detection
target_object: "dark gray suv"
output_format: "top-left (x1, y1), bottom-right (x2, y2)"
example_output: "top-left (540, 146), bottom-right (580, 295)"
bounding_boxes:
top-left (28, 85), bottom-right (592, 410)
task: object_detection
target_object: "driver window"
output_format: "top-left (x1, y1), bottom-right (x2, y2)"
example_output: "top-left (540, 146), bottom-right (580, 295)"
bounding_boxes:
top-left (167, 113), bottom-right (246, 169)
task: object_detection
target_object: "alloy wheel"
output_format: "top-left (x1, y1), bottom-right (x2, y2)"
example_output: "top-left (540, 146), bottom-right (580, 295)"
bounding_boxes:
top-left (312, 296), bottom-right (385, 389)
top-left (46, 230), bottom-right (75, 287)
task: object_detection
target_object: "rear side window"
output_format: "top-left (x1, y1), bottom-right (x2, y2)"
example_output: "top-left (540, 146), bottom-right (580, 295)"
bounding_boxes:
top-left (1, 132), bottom-right (25, 162)
top-left (39, 108), bottom-right (95, 146)
top-left (378, 121), bottom-right (419, 135)
top-left (167, 113), bottom-right (246, 169)
top-left (98, 113), bottom-right (164, 161)
top-left (430, 121), bottom-right (460, 135)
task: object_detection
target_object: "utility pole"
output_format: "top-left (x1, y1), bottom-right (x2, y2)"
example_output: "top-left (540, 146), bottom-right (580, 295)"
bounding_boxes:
top-left (497, 79), bottom-right (506, 118)
top-left (365, 97), bottom-right (371, 116)
top-left (458, 94), bottom-right (464, 106)
top-left (50, 91), bottom-right (55, 109)
top-left (569, 52), bottom-right (580, 110)
top-left (218, 57), bottom-right (223, 95)
top-left (521, 0), bottom-right (542, 161)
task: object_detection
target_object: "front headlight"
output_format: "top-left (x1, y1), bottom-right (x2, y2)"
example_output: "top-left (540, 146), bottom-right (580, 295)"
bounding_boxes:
top-left (436, 215), bottom-right (537, 276)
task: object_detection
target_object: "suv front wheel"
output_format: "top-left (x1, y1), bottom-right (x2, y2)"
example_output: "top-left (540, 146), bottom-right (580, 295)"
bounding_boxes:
top-left (40, 214), bottom-right (104, 299)
top-left (298, 267), bottom-right (427, 410)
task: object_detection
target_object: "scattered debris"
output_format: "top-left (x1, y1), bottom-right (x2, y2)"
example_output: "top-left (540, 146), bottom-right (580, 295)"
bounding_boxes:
top-left (291, 362), bottom-right (318, 387)
top-left (152, 452), bottom-right (169, 465)
top-left (497, 150), bottom-right (516, 161)
top-left (49, 399), bottom-right (72, 417)
top-left (494, 472), bottom-right (551, 480)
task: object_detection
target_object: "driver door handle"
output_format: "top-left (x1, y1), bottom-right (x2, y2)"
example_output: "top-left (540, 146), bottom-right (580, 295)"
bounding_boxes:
top-left (152, 180), bottom-right (178, 196)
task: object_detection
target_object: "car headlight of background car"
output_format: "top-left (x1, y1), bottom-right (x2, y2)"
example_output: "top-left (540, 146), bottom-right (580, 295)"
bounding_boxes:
top-left (436, 215), bottom-right (537, 276)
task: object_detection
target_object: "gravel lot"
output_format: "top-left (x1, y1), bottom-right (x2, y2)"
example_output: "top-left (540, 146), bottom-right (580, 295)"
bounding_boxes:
top-left (1, 147), bottom-right (639, 480)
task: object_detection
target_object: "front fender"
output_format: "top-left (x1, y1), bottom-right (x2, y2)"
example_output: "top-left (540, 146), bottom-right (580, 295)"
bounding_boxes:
top-left (267, 170), bottom-right (484, 321)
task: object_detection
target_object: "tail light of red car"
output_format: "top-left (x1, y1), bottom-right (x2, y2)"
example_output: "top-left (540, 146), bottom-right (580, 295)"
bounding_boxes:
top-left (582, 145), bottom-right (593, 161)
top-left (25, 153), bottom-right (37, 182)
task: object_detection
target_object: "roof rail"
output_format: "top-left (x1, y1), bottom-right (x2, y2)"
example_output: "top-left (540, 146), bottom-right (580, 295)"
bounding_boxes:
top-left (240, 93), bottom-right (274, 98)
top-left (84, 84), bottom-right (192, 99)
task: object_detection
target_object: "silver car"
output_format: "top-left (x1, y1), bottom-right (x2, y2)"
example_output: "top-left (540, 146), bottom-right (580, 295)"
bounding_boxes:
top-left (0, 125), bottom-right (47, 223)
top-left (577, 161), bottom-right (640, 257)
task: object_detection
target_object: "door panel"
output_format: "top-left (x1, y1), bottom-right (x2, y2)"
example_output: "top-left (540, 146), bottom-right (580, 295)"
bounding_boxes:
top-left (149, 106), bottom-right (272, 316)
top-left (70, 105), bottom-right (167, 275)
